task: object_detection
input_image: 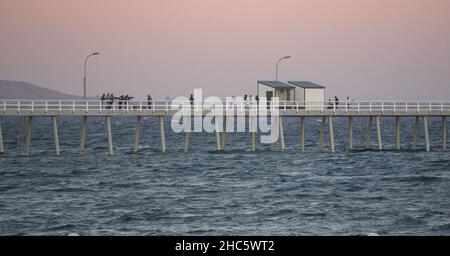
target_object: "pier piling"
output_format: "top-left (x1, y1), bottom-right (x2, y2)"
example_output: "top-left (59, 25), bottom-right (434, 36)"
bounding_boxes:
top-left (160, 116), bottom-right (166, 153)
top-left (0, 122), bottom-right (4, 154)
top-left (52, 116), bottom-right (60, 156)
top-left (184, 131), bottom-right (190, 153)
top-left (442, 117), bottom-right (447, 151)
top-left (214, 117), bottom-right (221, 151)
top-left (280, 116), bottom-right (285, 152)
top-left (80, 116), bottom-right (88, 153)
top-left (365, 117), bottom-right (373, 149)
top-left (300, 116), bottom-right (305, 152)
top-left (348, 116), bottom-right (353, 151)
top-left (271, 116), bottom-right (279, 151)
top-left (250, 116), bottom-right (257, 152)
top-left (24, 116), bottom-right (32, 156)
top-left (133, 116), bottom-right (141, 153)
top-left (376, 116), bottom-right (382, 150)
top-left (319, 116), bottom-right (325, 151)
top-left (412, 116), bottom-right (419, 150)
top-left (106, 116), bottom-right (113, 155)
top-left (221, 117), bottom-right (227, 150)
top-left (395, 116), bottom-right (401, 150)
top-left (424, 116), bottom-right (430, 152)
top-left (328, 116), bottom-right (335, 153)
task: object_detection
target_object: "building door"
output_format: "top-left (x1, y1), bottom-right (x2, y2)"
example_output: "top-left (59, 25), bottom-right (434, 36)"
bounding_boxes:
top-left (266, 91), bottom-right (273, 101)
top-left (266, 91), bottom-right (273, 108)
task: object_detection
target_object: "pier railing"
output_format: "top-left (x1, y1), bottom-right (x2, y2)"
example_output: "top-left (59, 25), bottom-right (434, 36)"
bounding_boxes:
top-left (1, 100), bottom-right (448, 155)
top-left (1, 99), bottom-right (450, 115)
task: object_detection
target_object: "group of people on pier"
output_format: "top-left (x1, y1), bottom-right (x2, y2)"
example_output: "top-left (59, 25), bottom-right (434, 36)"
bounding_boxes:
top-left (328, 96), bottom-right (353, 109)
top-left (100, 93), bottom-right (134, 109)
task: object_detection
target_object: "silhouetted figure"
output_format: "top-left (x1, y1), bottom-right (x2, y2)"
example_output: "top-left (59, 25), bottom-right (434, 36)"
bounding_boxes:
top-left (190, 94), bottom-right (194, 107)
top-left (328, 98), bottom-right (333, 109)
top-left (105, 93), bottom-right (112, 109)
top-left (125, 95), bottom-right (133, 109)
top-left (110, 94), bottom-right (117, 109)
top-left (118, 95), bottom-right (124, 109)
top-left (100, 94), bottom-right (106, 109)
top-left (147, 94), bottom-right (153, 109)
top-left (334, 96), bottom-right (339, 109)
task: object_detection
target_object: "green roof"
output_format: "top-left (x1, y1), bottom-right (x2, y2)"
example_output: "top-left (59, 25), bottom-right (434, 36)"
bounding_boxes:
top-left (287, 81), bottom-right (325, 89)
top-left (258, 80), bottom-right (294, 89)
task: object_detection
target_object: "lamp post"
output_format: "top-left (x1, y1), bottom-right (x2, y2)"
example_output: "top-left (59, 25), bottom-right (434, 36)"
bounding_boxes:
top-left (84, 52), bottom-right (100, 100)
top-left (275, 56), bottom-right (291, 81)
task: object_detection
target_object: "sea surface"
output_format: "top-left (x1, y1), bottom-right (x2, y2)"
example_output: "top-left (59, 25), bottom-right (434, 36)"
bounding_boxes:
top-left (0, 116), bottom-right (449, 235)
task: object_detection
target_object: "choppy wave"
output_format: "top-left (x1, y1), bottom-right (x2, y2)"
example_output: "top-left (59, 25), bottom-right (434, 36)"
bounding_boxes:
top-left (0, 116), bottom-right (449, 235)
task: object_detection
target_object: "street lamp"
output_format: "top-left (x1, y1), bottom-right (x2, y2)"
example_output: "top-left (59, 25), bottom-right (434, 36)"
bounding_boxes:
top-left (275, 56), bottom-right (291, 81)
top-left (84, 52), bottom-right (100, 100)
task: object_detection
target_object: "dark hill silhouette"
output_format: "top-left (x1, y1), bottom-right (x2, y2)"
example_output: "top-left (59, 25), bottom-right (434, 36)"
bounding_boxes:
top-left (0, 80), bottom-right (90, 100)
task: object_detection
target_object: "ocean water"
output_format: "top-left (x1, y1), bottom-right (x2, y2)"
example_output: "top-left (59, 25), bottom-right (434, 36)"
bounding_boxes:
top-left (0, 116), bottom-right (449, 235)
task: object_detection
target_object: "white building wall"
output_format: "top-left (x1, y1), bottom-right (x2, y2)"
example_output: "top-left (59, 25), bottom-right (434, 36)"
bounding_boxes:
top-left (294, 87), bottom-right (305, 102)
top-left (257, 83), bottom-right (275, 100)
top-left (305, 89), bottom-right (325, 110)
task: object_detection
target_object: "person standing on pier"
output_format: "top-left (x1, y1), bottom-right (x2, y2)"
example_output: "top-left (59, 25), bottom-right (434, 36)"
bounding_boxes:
top-left (124, 95), bottom-right (133, 109)
top-left (190, 94), bottom-right (194, 107)
top-left (147, 94), bottom-right (153, 109)
top-left (105, 93), bottom-right (111, 109)
top-left (328, 98), bottom-right (333, 109)
top-left (100, 94), bottom-right (106, 109)
top-left (110, 94), bottom-right (117, 109)
top-left (118, 95), bottom-right (124, 109)
top-left (334, 96), bottom-right (339, 109)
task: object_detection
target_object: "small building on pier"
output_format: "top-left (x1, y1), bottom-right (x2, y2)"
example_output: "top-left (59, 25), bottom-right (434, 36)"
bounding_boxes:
top-left (257, 80), bottom-right (325, 109)
top-left (287, 81), bottom-right (325, 104)
top-left (257, 81), bottom-right (295, 102)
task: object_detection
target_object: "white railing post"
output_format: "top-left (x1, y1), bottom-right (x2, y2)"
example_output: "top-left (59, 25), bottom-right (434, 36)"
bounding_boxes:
top-left (59, 100), bottom-right (62, 113)
top-left (441, 101), bottom-right (444, 112)
top-left (417, 102), bottom-right (420, 113)
top-left (429, 102), bottom-right (432, 113)
top-left (3, 100), bottom-right (6, 112)
top-left (369, 102), bottom-right (372, 113)
top-left (405, 101), bottom-right (408, 113)
top-left (393, 101), bottom-right (396, 113)
top-left (86, 101), bottom-right (89, 112)
top-left (345, 101), bottom-right (348, 113)
top-left (18, 100), bottom-right (21, 113)
top-left (357, 101), bottom-right (360, 113)
top-left (45, 101), bottom-right (48, 113)
top-left (381, 101), bottom-right (384, 113)
top-left (73, 101), bottom-right (75, 112)
top-left (333, 102), bottom-right (336, 112)
top-left (166, 102), bottom-right (169, 113)
top-left (31, 101), bottom-right (34, 112)
top-left (284, 102), bottom-right (286, 111)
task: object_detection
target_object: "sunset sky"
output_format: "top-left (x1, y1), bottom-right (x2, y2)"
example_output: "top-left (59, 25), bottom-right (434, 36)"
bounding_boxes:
top-left (1, 0), bottom-right (450, 99)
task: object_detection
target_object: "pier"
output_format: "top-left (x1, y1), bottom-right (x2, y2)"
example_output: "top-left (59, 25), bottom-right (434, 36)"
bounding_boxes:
top-left (0, 99), bottom-right (449, 155)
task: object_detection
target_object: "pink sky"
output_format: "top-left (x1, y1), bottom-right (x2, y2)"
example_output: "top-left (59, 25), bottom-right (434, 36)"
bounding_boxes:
top-left (1, 0), bottom-right (450, 99)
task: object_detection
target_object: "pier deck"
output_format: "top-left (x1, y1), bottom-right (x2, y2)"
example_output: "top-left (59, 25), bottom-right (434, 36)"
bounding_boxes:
top-left (0, 99), bottom-right (448, 155)
top-left (1, 100), bottom-right (450, 117)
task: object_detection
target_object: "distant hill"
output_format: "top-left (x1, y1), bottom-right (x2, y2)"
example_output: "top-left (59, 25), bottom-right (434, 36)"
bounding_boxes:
top-left (0, 80), bottom-right (87, 100)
